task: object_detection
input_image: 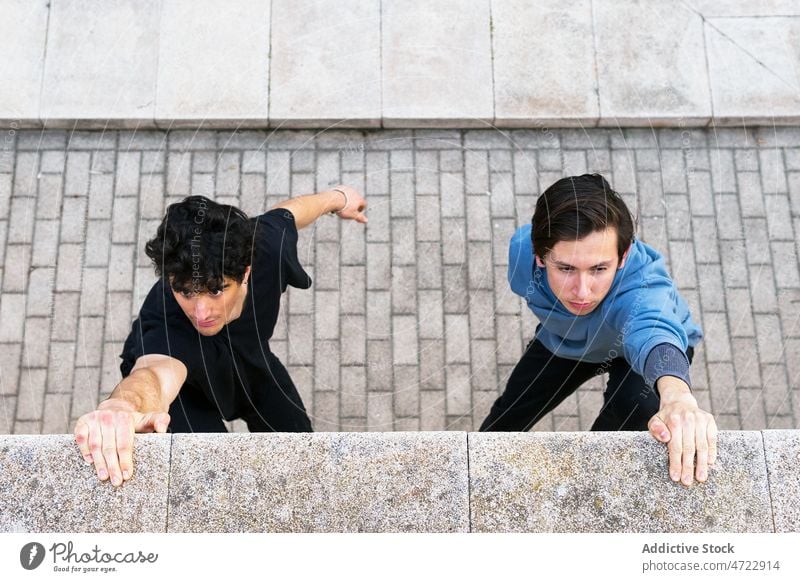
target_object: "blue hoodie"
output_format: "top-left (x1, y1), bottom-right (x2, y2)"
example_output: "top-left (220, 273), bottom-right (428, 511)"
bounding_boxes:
top-left (508, 224), bottom-right (703, 387)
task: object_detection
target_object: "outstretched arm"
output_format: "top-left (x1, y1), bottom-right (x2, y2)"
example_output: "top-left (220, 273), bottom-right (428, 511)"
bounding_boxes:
top-left (272, 185), bottom-right (367, 229)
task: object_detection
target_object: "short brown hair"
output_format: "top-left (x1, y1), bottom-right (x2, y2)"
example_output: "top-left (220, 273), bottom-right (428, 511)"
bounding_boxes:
top-left (532, 174), bottom-right (634, 262)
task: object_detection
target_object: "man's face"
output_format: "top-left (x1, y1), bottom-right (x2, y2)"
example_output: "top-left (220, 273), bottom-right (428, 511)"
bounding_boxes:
top-left (170, 267), bottom-right (250, 336)
top-left (535, 227), bottom-right (628, 316)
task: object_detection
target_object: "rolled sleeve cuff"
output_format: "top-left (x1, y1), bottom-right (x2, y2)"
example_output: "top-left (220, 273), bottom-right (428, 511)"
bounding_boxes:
top-left (644, 342), bottom-right (691, 390)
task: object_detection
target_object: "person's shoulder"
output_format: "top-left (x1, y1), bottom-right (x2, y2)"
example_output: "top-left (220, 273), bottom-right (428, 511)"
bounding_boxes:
top-left (256, 208), bottom-right (298, 230)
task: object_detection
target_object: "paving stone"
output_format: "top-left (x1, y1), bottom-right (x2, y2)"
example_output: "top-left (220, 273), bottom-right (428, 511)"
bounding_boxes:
top-left (702, 312), bottom-right (732, 362)
top-left (493, 1), bottom-right (598, 127)
top-left (417, 243), bottom-right (443, 289)
top-left (391, 266), bottom-right (417, 314)
top-left (21, 317), bottom-right (51, 369)
top-left (470, 339), bottom-right (498, 392)
top-left (391, 218), bottom-right (416, 265)
top-left (312, 390), bottom-right (339, 431)
top-left (287, 314), bottom-right (313, 365)
top-left (738, 389), bottom-right (768, 430)
top-left (366, 340), bottom-right (392, 391)
top-left (74, 317), bottom-right (106, 368)
top-left (668, 240), bottom-right (697, 288)
top-left (65, 151), bottom-right (91, 197)
top-left (41, 393), bottom-right (72, 434)
top-left (762, 364), bottom-right (792, 416)
top-left (107, 244), bottom-right (134, 291)
top-left (665, 194), bottom-right (691, 240)
top-left (2, 244), bottom-right (30, 292)
top-left (687, 170), bottom-right (714, 216)
top-left (419, 339), bottom-right (445, 392)
top-left (366, 291), bottom-right (390, 338)
top-left (156, 0), bottom-right (270, 124)
top-left (750, 265), bottom-right (779, 313)
top-left (312, 340), bottom-right (339, 393)
top-left (12, 153), bottom-right (39, 199)
top-left (709, 149), bottom-right (737, 194)
top-left (0, 0), bottom-right (48, 121)
top-left (738, 171), bottom-right (767, 217)
top-left (8, 196), bottom-right (35, 243)
top-left (393, 365), bottom-right (420, 418)
top-left (691, 217), bottom-right (720, 263)
top-left (468, 243), bottom-right (493, 290)
top-left (742, 218), bottom-right (769, 266)
top-left (15, 368), bottom-right (46, 421)
top-left (772, 242), bottom-right (800, 288)
top-left (755, 314), bottom-right (784, 364)
top-left (731, 337), bottom-right (763, 389)
top-left (340, 266), bottom-right (366, 315)
top-left (41, 1), bottom-right (159, 125)
top-left (392, 315), bottom-right (419, 366)
top-left (0, 344), bottom-right (22, 397)
top-left (390, 171), bottom-right (415, 217)
top-left (715, 194), bottom-right (743, 239)
top-left (468, 290), bottom-right (495, 340)
top-left (366, 392), bottom-right (393, 430)
top-left (595, 3), bottom-right (711, 126)
top-left (420, 391), bottom-right (446, 431)
top-left (495, 314), bottom-right (523, 365)
top-left (382, 0), bottom-right (492, 125)
top-left (765, 195), bottom-right (794, 240)
top-left (340, 366), bottom-right (367, 418)
top-left (445, 365), bottom-right (471, 416)
top-left (0, 293), bottom-right (25, 342)
top-left (698, 265), bottom-right (725, 312)
top-left (727, 288), bottom-right (755, 337)
top-left (0, 434), bottom-right (170, 532)
top-left (705, 18), bottom-right (800, 124)
top-left (418, 290), bottom-right (444, 340)
top-left (341, 316), bottom-right (366, 366)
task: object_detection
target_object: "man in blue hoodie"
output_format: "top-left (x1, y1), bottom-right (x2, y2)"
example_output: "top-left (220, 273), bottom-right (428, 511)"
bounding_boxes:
top-left (480, 174), bottom-right (717, 487)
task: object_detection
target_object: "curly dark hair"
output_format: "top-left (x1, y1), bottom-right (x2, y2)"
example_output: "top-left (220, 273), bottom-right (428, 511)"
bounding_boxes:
top-left (532, 173), bottom-right (635, 262)
top-left (145, 195), bottom-right (256, 293)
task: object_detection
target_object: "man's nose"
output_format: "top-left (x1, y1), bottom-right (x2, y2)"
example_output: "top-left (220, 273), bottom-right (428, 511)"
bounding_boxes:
top-left (574, 273), bottom-right (591, 299)
top-left (194, 298), bottom-right (212, 320)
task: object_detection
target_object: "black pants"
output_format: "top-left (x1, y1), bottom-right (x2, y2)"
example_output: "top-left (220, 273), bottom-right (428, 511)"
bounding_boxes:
top-left (480, 338), bottom-right (694, 432)
top-left (167, 364), bottom-right (313, 433)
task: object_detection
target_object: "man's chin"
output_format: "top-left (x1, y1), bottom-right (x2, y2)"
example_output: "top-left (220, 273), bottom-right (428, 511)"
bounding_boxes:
top-left (195, 324), bottom-right (221, 335)
top-left (565, 302), bottom-right (596, 315)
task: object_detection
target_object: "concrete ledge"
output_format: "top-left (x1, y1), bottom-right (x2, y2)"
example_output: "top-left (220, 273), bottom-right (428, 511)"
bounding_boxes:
top-left (469, 432), bottom-right (772, 532)
top-left (0, 435), bottom-right (170, 533)
top-left (1, 431), bottom-right (798, 532)
top-left (168, 433), bottom-right (469, 532)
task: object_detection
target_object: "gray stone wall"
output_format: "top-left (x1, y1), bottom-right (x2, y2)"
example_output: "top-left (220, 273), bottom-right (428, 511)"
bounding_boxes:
top-left (1, 431), bottom-right (798, 533)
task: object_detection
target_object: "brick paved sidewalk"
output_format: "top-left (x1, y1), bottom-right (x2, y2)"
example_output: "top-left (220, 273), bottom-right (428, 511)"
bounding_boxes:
top-left (1, 127), bottom-right (798, 434)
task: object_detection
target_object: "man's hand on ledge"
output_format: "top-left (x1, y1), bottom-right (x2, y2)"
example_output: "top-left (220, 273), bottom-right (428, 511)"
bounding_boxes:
top-left (73, 399), bottom-right (170, 487)
top-left (648, 376), bottom-right (718, 488)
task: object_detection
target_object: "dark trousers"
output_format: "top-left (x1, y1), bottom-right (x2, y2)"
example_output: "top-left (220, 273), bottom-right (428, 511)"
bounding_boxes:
top-left (480, 338), bottom-right (694, 432)
top-left (167, 363), bottom-right (313, 433)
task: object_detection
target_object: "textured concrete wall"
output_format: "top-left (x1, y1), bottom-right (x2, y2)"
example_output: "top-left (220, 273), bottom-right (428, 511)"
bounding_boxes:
top-left (1, 431), bottom-right (798, 533)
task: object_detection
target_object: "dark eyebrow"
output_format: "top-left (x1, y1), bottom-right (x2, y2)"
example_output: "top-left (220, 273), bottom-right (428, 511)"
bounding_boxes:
top-left (552, 259), bottom-right (613, 269)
